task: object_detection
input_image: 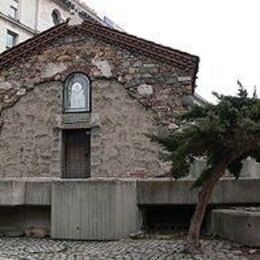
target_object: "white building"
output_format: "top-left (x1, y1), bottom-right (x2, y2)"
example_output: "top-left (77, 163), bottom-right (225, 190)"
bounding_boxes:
top-left (0, 0), bottom-right (115, 53)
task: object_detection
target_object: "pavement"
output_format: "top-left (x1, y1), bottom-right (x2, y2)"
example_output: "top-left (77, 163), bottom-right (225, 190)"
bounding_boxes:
top-left (0, 237), bottom-right (253, 260)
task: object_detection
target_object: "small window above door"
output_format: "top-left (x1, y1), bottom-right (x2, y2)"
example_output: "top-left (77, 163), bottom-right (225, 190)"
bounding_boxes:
top-left (64, 73), bottom-right (91, 113)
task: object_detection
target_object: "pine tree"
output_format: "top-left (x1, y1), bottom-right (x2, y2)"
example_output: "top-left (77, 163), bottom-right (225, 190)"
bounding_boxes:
top-left (154, 84), bottom-right (260, 251)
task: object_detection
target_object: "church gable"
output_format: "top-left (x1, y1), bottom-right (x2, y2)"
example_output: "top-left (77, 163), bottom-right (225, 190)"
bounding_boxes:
top-left (0, 20), bottom-right (198, 125)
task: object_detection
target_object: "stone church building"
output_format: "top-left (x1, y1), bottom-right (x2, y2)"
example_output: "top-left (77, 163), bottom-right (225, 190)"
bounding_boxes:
top-left (0, 19), bottom-right (199, 179)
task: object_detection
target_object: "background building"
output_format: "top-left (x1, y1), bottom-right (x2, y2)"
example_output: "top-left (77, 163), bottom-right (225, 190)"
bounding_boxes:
top-left (0, 0), bottom-right (119, 53)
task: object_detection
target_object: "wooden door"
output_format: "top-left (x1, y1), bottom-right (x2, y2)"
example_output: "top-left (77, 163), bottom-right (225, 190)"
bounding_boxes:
top-left (63, 129), bottom-right (91, 178)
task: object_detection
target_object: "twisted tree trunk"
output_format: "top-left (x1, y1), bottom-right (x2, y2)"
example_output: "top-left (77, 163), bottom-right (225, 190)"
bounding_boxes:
top-left (185, 142), bottom-right (257, 252)
top-left (185, 161), bottom-right (230, 252)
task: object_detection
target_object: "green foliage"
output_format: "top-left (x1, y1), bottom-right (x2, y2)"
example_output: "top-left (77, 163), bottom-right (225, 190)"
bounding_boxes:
top-left (154, 84), bottom-right (260, 187)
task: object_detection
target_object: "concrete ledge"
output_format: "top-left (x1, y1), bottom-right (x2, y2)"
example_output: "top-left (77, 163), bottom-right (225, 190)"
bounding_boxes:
top-left (0, 180), bottom-right (25, 205)
top-left (0, 178), bottom-right (53, 206)
top-left (210, 209), bottom-right (260, 247)
top-left (0, 178), bottom-right (260, 206)
top-left (137, 178), bottom-right (260, 205)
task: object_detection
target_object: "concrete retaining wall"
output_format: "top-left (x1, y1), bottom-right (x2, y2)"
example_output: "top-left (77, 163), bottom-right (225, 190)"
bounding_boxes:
top-left (0, 178), bottom-right (260, 240)
top-left (210, 209), bottom-right (260, 247)
top-left (51, 180), bottom-right (141, 240)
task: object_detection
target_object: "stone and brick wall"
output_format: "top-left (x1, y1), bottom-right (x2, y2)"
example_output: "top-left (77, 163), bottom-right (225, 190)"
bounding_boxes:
top-left (0, 32), bottom-right (195, 178)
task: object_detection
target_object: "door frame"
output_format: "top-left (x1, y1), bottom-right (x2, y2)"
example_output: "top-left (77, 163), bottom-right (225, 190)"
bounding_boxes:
top-left (61, 128), bottom-right (91, 178)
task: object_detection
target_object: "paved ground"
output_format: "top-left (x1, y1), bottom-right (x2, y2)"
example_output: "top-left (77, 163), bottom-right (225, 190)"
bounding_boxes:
top-left (0, 237), bottom-right (253, 260)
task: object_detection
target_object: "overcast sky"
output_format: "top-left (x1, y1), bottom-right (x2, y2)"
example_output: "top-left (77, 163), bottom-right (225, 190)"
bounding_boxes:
top-left (83, 0), bottom-right (260, 101)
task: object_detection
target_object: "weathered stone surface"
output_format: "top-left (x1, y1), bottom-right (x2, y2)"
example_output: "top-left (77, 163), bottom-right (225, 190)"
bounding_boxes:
top-left (0, 33), bottom-right (193, 178)
top-left (16, 88), bottom-right (26, 96)
top-left (0, 34), bottom-right (190, 123)
top-left (0, 79), bottom-right (162, 177)
top-left (0, 81), bottom-right (12, 91)
top-left (92, 80), bottom-right (161, 177)
top-left (0, 82), bottom-right (62, 177)
top-left (41, 63), bottom-right (67, 78)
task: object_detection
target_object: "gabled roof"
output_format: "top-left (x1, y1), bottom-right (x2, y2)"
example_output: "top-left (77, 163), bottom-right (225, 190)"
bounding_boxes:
top-left (0, 19), bottom-right (199, 88)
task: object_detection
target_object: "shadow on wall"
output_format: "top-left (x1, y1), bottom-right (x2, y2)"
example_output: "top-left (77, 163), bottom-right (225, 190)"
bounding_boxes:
top-left (0, 206), bottom-right (50, 237)
top-left (140, 205), bottom-right (205, 233)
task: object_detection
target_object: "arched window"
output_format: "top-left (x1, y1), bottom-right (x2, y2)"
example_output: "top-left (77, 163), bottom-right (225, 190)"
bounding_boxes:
top-left (52, 9), bottom-right (61, 25)
top-left (64, 73), bottom-right (91, 113)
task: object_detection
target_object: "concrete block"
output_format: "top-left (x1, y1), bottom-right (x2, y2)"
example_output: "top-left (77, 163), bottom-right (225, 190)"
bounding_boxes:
top-left (137, 179), bottom-right (196, 205)
top-left (210, 208), bottom-right (260, 247)
top-left (25, 180), bottom-right (52, 205)
top-left (137, 178), bottom-right (260, 205)
top-left (0, 179), bottom-right (53, 206)
top-left (51, 179), bottom-right (141, 240)
top-left (0, 180), bottom-right (25, 205)
top-left (41, 63), bottom-right (67, 78)
top-left (211, 178), bottom-right (260, 204)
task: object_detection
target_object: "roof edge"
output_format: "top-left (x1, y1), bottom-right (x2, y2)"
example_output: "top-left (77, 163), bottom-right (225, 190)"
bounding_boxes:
top-left (0, 19), bottom-right (199, 91)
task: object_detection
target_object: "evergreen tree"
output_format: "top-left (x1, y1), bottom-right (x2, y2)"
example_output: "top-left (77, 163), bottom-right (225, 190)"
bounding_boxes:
top-left (154, 84), bottom-right (260, 251)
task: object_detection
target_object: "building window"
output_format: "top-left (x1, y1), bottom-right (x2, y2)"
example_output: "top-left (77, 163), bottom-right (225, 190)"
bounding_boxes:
top-left (6, 30), bottom-right (18, 49)
top-left (52, 9), bottom-right (61, 25)
top-left (9, 0), bottom-right (18, 20)
top-left (64, 73), bottom-right (91, 113)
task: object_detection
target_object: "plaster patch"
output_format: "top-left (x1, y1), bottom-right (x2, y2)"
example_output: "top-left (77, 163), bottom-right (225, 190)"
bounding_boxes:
top-left (92, 59), bottom-right (112, 78)
top-left (42, 63), bottom-right (67, 78)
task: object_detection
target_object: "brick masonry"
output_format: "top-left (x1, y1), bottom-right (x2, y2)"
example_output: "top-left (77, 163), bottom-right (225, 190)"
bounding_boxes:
top-left (0, 31), bottom-right (196, 178)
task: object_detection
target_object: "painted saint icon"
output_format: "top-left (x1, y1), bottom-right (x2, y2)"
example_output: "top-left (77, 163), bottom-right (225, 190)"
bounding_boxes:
top-left (70, 82), bottom-right (86, 109)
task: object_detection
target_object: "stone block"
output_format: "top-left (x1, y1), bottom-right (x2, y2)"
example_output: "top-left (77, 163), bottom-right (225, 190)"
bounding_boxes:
top-left (137, 84), bottom-right (153, 96)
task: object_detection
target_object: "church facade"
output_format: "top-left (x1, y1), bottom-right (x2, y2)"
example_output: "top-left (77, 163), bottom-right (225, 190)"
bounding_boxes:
top-left (0, 19), bottom-right (199, 179)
